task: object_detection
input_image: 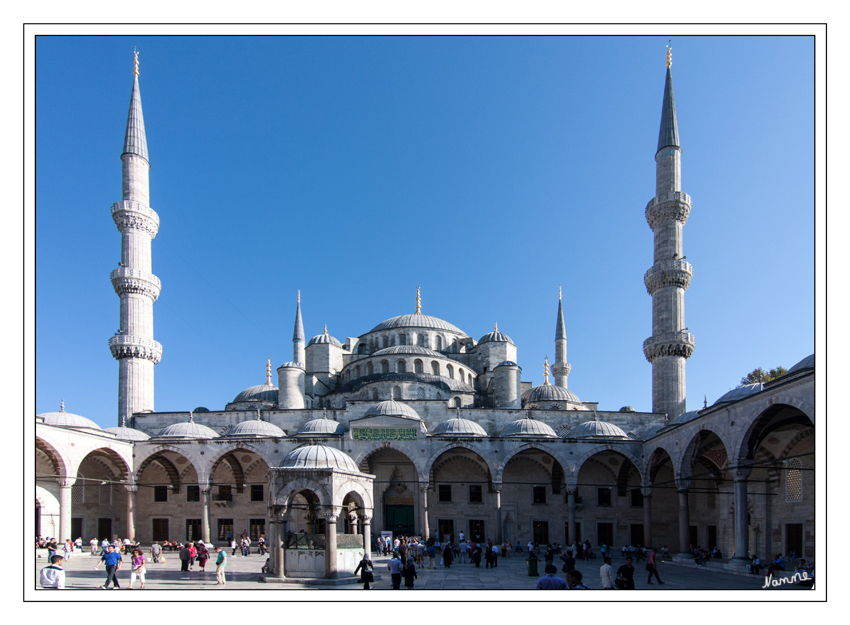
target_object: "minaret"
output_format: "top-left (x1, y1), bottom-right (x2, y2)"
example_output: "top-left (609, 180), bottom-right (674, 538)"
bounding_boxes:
top-left (643, 46), bottom-right (694, 420)
top-left (552, 286), bottom-right (571, 388)
top-left (109, 50), bottom-right (162, 425)
top-left (293, 290), bottom-right (305, 365)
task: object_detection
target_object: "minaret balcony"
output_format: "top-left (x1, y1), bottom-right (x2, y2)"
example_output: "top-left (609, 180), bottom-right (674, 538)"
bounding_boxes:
top-left (642, 331), bottom-right (695, 363)
top-left (112, 200), bottom-right (160, 238)
top-left (645, 191), bottom-right (691, 231)
top-left (110, 267), bottom-right (161, 300)
top-left (644, 259), bottom-right (693, 295)
top-left (552, 363), bottom-right (571, 378)
top-left (109, 335), bottom-right (163, 363)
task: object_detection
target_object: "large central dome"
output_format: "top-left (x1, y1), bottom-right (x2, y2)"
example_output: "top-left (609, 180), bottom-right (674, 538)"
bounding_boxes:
top-left (369, 313), bottom-right (467, 336)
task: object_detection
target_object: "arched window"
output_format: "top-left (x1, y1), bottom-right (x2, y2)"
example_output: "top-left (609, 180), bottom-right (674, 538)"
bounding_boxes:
top-left (468, 373), bottom-right (473, 386)
top-left (447, 364), bottom-right (454, 379)
top-left (414, 359), bottom-right (423, 374)
top-left (382, 336), bottom-right (389, 349)
top-left (372, 388), bottom-right (379, 401)
top-left (436, 392), bottom-right (442, 400)
top-left (417, 387), bottom-right (425, 400)
top-left (418, 333), bottom-right (426, 347)
top-left (354, 365), bottom-right (361, 378)
top-left (398, 334), bottom-right (406, 346)
top-left (397, 360), bottom-right (406, 374)
top-left (431, 361), bottom-right (440, 376)
top-left (381, 360), bottom-right (390, 374)
top-left (453, 397), bottom-right (461, 408)
top-left (393, 386), bottom-right (402, 400)
top-left (366, 362), bottom-right (374, 376)
top-left (786, 458), bottom-right (803, 502)
top-left (459, 368), bottom-right (464, 381)
top-left (435, 335), bottom-right (443, 351)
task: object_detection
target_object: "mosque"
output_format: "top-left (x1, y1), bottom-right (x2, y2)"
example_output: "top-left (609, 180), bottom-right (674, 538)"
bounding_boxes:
top-left (35, 49), bottom-right (814, 580)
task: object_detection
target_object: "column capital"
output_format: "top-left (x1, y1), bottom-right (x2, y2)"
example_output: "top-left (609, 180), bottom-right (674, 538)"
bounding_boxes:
top-left (732, 461), bottom-right (753, 482)
top-left (318, 510), bottom-right (339, 523)
top-left (641, 487), bottom-right (653, 498)
top-left (675, 478), bottom-right (691, 491)
top-left (124, 484), bottom-right (140, 493)
top-left (57, 477), bottom-right (76, 488)
top-left (358, 512), bottom-right (372, 523)
top-left (491, 481), bottom-right (503, 493)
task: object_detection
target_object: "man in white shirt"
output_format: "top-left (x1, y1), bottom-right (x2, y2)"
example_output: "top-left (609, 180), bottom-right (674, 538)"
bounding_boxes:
top-left (458, 540), bottom-right (469, 564)
top-left (491, 543), bottom-right (500, 567)
top-left (458, 531), bottom-right (464, 542)
top-left (600, 556), bottom-right (615, 589)
top-left (40, 555), bottom-right (65, 589)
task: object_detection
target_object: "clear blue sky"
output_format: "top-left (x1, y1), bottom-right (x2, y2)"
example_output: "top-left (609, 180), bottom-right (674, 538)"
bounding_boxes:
top-left (35, 35), bottom-right (815, 428)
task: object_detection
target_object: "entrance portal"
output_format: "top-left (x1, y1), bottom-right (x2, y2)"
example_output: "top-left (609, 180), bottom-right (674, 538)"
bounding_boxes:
top-left (385, 505), bottom-right (414, 536)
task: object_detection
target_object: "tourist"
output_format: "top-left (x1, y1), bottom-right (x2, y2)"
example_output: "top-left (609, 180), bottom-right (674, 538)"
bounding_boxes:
top-left (443, 542), bottom-right (454, 568)
top-left (516, 541), bottom-right (522, 554)
top-left (425, 540), bottom-right (436, 568)
top-left (150, 541), bottom-right (162, 563)
top-left (600, 543), bottom-right (608, 559)
top-left (128, 548), bottom-right (146, 589)
top-left (646, 547), bottom-right (664, 585)
top-left (179, 543), bottom-right (191, 572)
top-left (40, 554), bottom-right (65, 589)
top-left (491, 541), bottom-right (500, 567)
top-left (403, 556), bottom-right (418, 589)
top-left (63, 539), bottom-right (72, 560)
top-left (536, 564), bottom-right (567, 589)
top-left (617, 556), bottom-right (636, 589)
top-left (90, 537), bottom-right (98, 555)
top-left (567, 569), bottom-right (589, 589)
top-left (457, 539), bottom-right (468, 564)
top-left (387, 553), bottom-right (403, 589)
top-left (197, 543), bottom-right (210, 573)
top-left (635, 544), bottom-right (646, 562)
top-left (600, 556), bottom-right (615, 589)
top-left (257, 535), bottom-right (266, 556)
top-left (188, 541), bottom-right (197, 570)
top-left (95, 544), bottom-right (123, 589)
top-left (230, 538), bottom-right (237, 556)
top-left (620, 545), bottom-right (628, 560)
top-left (544, 544), bottom-right (556, 567)
top-left (353, 553), bottom-right (374, 590)
top-left (660, 545), bottom-right (670, 560)
top-left (45, 537), bottom-right (58, 562)
top-left (471, 543), bottom-right (482, 568)
top-left (214, 547), bottom-right (227, 586)
top-left (485, 541), bottom-right (495, 568)
top-left (527, 540), bottom-right (534, 554)
top-left (749, 555), bottom-right (764, 575)
top-left (123, 537), bottom-right (132, 554)
top-left (74, 537), bottom-right (83, 552)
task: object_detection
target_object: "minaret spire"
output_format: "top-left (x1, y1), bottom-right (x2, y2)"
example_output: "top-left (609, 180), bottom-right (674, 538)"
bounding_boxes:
top-left (552, 288), bottom-right (571, 388)
top-left (293, 290), bottom-right (305, 365)
top-left (643, 51), bottom-right (695, 420)
top-left (109, 50), bottom-right (162, 426)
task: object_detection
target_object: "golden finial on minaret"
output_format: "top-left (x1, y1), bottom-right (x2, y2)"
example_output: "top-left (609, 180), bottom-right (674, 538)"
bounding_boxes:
top-left (666, 43), bottom-right (672, 68)
top-left (415, 286), bottom-right (422, 314)
top-left (543, 357), bottom-right (550, 385)
top-left (559, 285), bottom-right (562, 300)
top-left (297, 290), bottom-right (301, 303)
top-left (266, 357), bottom-right (272, 385)
top-left (133, 48), bottom-right (139, 76)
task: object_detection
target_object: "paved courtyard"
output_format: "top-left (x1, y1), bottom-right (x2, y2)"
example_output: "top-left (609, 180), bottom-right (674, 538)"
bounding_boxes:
top-left (34, 548), bottom-right (812, 593)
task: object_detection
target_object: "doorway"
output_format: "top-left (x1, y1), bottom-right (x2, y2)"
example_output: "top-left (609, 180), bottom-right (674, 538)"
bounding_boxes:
top-left (707, 525), bottom-right (718, 551)
top-left (630, 523), bottom-right (645, 546)
top-left (72, 518), bottom-right (83, 542)
top-left (437, 519), bottom-right (454, 543)
top-left (689, 525), bottom-right (698, 548)
top-left (98, 518), bottom-right (113, 541)
top-left (533, 521), bottom-right (549, 545)
top-left (786, 523), bottom-right (803, 557)
top-left (468, 519), bottom-right (486, 543)
top-left (186, 518), bottom-right (202, 542)
top-left (385, 505), bottom-right (414, 536)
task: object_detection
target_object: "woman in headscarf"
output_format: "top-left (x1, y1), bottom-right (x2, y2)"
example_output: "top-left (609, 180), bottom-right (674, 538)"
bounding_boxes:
top-left (442, 542), bottom-right (454, 569)
top-left (403, 556), bottom-right (418, 589)
top-left (353, 552), bottom-right (374, 590)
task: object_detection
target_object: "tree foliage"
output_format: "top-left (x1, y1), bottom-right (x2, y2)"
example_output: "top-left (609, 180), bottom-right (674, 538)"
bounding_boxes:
top-left (740, 366), bottom-right (787, 386)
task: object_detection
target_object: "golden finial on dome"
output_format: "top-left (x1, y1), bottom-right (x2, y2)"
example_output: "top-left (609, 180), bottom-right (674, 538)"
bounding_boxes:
top-left (323, 324), bottom-right (328, 335)
top-left (60, 399), bottom-right (65, 412)
top-left (189, 410), bottom-right (194, 423)
top-left (666, 43), bottom-right (672, 68)
top-left (133, 48), bottom-right (139, 76)
top-left (415, 286), bottom-right (422, 314)
top-left (543, 356), bottom-right (550, 385)
top-left (266, 357), bottom-right (272, 385)
top-left (494, 322), bottom-right (498, 332)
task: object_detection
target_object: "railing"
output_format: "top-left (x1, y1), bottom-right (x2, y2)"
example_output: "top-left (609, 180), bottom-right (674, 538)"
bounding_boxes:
top-left (110, 267), bottom-right (162, 289)
top-left (111, 200), bottom-right (160, 223)
top-left (644, 259), bottom-right (693, 280)
top-left (645, 191), bottom-right (691, 211)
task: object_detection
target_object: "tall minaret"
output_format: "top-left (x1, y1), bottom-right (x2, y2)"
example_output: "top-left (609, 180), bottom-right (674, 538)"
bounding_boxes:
top-left (643, 46), bottom-right (694, 420)
top-left (293, 290), bottom-right (305, 365)
top-left (552, 287), bottom-right (571, 388)
top-left (109, 50), bottom-right (162, 425)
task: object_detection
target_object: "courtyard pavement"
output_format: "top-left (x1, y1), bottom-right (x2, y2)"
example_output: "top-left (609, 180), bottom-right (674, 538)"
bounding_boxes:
top-left (34, 548), bottom-right (812, 593)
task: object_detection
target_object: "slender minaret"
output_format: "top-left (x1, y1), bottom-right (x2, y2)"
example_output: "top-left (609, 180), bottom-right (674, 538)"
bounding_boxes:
top-left (643, 46), bottom-right (694, 420)
top-left (293, 290), bottom-right (305, 365)
top-left (109, 50), bottom-right (162, 425)
top-left (552, 286), bottom-right (572, 388)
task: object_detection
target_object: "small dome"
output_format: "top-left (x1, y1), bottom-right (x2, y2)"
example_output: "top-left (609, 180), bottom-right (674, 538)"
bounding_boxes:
top-left (788, 354), bottom-right (815, 374)
top-left (522, 384), bottom-right (581, 403)
top-left (194, 407), bottom-right (210, 413)
top-left (103, 425), bottom-right (151, 441)
top-left (713, 383), bottom-right (763, 406)
top-left (39, 403), bottom-right (102, 430)
top-left (495, 360), bottom-right (520, 369)
top-left (566, 420), bottom-right (630, 439)
top-left (371, 345), bottom-right (442, 357)
top-left (478, 328), bottom-right (515, 345)
top-left (233, 382), bottom-right (278, 404)
top-left (307, 328), bottom-right (343, 347)
top-left (501, 417), bottom-right (557, 438)
top-left (224, 417), bottom-right (286, 438)
top-left (279, 361), bottom-right (305, 369)
top-left (157, 416), bottom-right (219, 439)
top-left (297, 416), bottom-right (348, 436)
top-left (280, 445), bottom-right (359, 472)
top-left (370, 314), bottom-right (467, 336)
top-left (619, 406), bottom-right (637, 413)
top-left (673, 409), bottom-right (702, 424)
top-left (363, 400), bottom-right (421, 420)
top-left (432, 416), bottom-right (488, 437)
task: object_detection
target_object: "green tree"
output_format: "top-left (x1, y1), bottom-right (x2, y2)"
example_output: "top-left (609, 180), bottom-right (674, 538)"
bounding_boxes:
top-left (740, 366), bottom-right (787, 386)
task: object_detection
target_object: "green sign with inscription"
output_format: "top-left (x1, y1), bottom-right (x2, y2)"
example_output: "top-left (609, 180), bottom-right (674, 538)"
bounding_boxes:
top-left (352, 428), bottom-right (418, 441)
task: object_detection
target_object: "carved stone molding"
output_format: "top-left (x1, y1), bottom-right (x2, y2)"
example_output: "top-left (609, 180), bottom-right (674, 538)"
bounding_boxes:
top-left (643, 331), bottom-right (695, 362)
top-left (111, 267), bottom-right (162, 301)
top-left (644, 260), bottom-right (693, 295)
top-left (109, 334), bottom-right (163, 363)
top-left (645, 191), bottom-right (691, 231)
top-left (112, 201), bottom-right (160, 238)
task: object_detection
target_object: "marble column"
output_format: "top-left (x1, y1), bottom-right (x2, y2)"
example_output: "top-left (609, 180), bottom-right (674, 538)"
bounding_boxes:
top-left (493, 483), bottom-right (502, 544)
top-left (359, 513), bottom-right (372, 559)
top-left (58, 478), bottom-right (74, 542)
top-left (269, 510), bottom-right (287, 579)
top-left (201, 489), bottom-right (211, 543)
top-left (125, 485), bottom-right (138, 541)
top-left (732, 464), bottom-right (753, 562)
top-left (419, 485), bottom-right (430, 539)
top-left (642, 487), bottom-right (653, 548)
top-left (676, 479), bottom-right (691, 555)
top-left (567, 488), bottom-right (577, 545)
top-left (323, 512), bottom-right (339, 578)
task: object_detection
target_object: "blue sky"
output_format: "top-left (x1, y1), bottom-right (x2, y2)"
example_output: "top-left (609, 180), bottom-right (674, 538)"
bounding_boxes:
top-left (34, 35), bottom-right (815, 427)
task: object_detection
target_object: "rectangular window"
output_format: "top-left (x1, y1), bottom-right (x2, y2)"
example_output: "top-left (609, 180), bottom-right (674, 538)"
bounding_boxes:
top-left (99, 483), bottom-right (112, 506)
top-left (71, 481), bottom-right (84, 505)
top-left (216, 485), bottom-right (232, 501)
top-left (186, 519), bottom-right (201, 542)
top-left (468, 484), bottom-right (483, 503)
top-left (187, 485), bottom-right (200, 502)
top-left (152, 518), bottom-right (169, 542)
top-left (250, 518), bottom-right (265, 541)
top-left (154, 485), bottom-right (168, 502)
top-left (597, 522), bottom-right (614, 547)
top-left (218, 518), bottom-right (234, 541)
top-left (250, 484), bottom-right (264, 502)
top-left (438, 485), bottom-right (452, 502)
top-left (532, 486), bottom-right (547, 504)
top-left (597, 487), bottom-right (612, 507)
top-left (630, 489), bottom-right (644, 508)
top-left (437, 519), bottom-right (454, 542)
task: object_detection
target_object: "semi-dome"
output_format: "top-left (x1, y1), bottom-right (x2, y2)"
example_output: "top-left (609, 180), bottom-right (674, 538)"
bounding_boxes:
top-left (280, 445), bottom-right (359, 472)
top-left (39, 402), bottom-right (102, 430)
top-left (370, 313), bottom-right (467, 336)
top-left (157, 415), bottom-right (219, 439)
top-left (297, 414), bottom-right (348, 436)
top-left (501, 416), bottom-right (557, 438)
top-left (788, 354), bottom-right (815, 374)
top-left (566, 419), bottom-right (630, 439)
top-left (224, 416), bottom-right (286, 438)
top-left (522, 384), bottom-right (581, 403)
top-left (713, 383), bottom-right (763, 406)
top-left (363, 399), bottom-right (421, 420)
top-left (619, 406), bottom-right (637, 413)
top-left (432, 415), bottom-right (488, 437)
top-left (371, 345), bottom-right (443, 358)
top-left (478, 324), bottom-right (514, 346)
top-left (104, 419), bottom-right (150, 441)
top-left (233, 382), bottom-right (278, 404)
top-left (672, 409), bottom-right (702, 424)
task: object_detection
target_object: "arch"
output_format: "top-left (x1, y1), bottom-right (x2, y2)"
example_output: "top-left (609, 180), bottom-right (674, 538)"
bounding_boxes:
top-left (414, 359), bottom-right (423, 374)
top-left (452, 397), bottom-right (461, 408)
top-left (398, 333), bottom-right (406, 346)
top-left (494, 443), bottom-right (567, 483)
top-left (418, 333), bottom-right (426, 348)
top-left (468, 373), bottom-right (473, 386)
top-left (354, 444), bottom-right (423, 478)
top-left (426, 445), bottom-right (496, 487)
top-left (431, 361), bottom-right (440, 376)
top-left (135, 447), bottom-right (200, 494)
top-left (396, 359), bottom-right (406, 374)
top-left (416, 387), bottom-right (425, 400)
top-left (568, 444), bottom-right (644, 487)
top-left (336, 482), bottom-right (374, 512)
top-left (372, 388), bottom-right (379, 401)
top-left (643, 445), bottom-right (675, 486)
top-left (435, 335), bottom-right (443, 351)
top-left (36, 437), bottom-right (68, 480)
top-left (392, 386), bottom-right (402, 400)
top-left (678, 427), bottom-right (730, 482)
top-left (446, 364), bottom-right (454, 379)
top-left (78, 447), bottom-right (132, 483)
top-left (274, 480), bottom-right (333, 509)
top-left (736, 401), bottom-right (815, 462)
